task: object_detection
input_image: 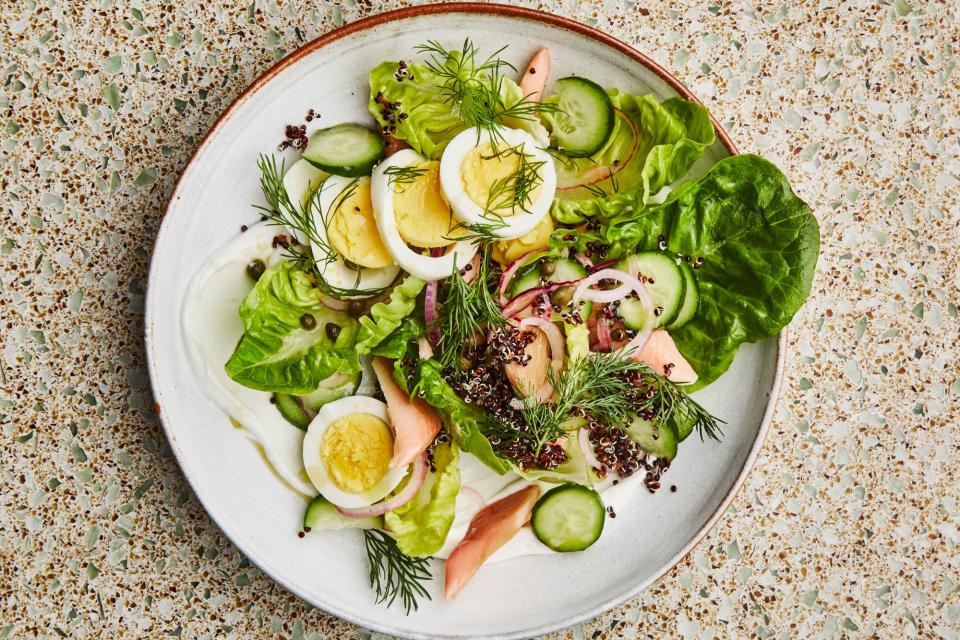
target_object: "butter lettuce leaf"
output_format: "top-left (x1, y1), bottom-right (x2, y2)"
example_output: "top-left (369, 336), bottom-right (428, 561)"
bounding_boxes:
top-left (603, 154), bottom-right (820, 387)
top-left (368, 54), bottom-right (546, 159)
top-left (356, 275), bottom-right (426, 356)
top-left (225, 262), bottom-right (360, 394)
top-left (369, 317), bottom-right (425, 361)
top-left (411, 360), bottom-right (511, 475)
top-left (549, 91), bottom-right (715, 223)
top-left (385, 443), bottom-right (461, 557)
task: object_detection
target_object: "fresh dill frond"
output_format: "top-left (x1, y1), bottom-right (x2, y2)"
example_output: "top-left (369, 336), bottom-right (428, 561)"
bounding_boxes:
top-left (413, 38), bottom-right (561, 152)
top-left (254, 155), bottom-right (391, 298)
top-left (363, 529), bottom-right (432, 614)
top-left (511, 350), bottom-right (724, 458)
top-left (432, 246), bottom-right (505, 367)
top-left (445, 219), bottom-right (508, 246)
top-left (482, 144), bottom-right (546, 215)
top-left (384, 165), bottom-right (428, 190)
top-left (582, 182), bottom-right (609, 198)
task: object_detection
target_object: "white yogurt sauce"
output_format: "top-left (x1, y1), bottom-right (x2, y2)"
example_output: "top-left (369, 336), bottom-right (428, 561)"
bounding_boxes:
top-left (183, 223), bottom-right (645, 561)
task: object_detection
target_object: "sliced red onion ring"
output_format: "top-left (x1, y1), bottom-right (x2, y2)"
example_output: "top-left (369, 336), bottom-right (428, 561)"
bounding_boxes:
top-left (575, 268), bottom-right (654, 355)
top-left (501, 280), bottom-right (580, 318)
top-left (579, 427), bottom-right (603, 471)
top-left (518, 317), bottom-right (565, 403)
top-left (556, 109), bottom-right (640, 191)
top-left (573, 252), bottom-right (594, 269)
top-left (460, 485), bottom-right (486, 508)
top-left (498, 249), bottom-right (548, 305)
top-left (319, 294), bottom-right (349, 312)
top-left (336, 451), bottom-right (428, 519)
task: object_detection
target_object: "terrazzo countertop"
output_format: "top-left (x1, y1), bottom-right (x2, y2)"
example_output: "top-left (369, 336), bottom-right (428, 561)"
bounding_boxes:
top-left (2, 0), bottom-right (958, 638)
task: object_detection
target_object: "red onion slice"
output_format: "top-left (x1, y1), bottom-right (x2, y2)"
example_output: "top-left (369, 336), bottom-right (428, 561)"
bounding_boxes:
top-left (497, 249), bottom-right (547, 305)
top-left (518, 317), bottom-right (566, 403)
top-left (595, 313), bottom-right (612, 351)
top-left (556, 109), bottom-right (640, 191)
top-left (575, 268), bottom-right (654, 356)
top-left (579, 427), bottom-right (603, 471)
top-left (501, 279), bottom-right (580, 318)
top-left (460, 485), bottom-right (486, 509)
top-left (336, 451), bottom-right (428, 519)
top-left (319, 294), bottom-right (349, 312)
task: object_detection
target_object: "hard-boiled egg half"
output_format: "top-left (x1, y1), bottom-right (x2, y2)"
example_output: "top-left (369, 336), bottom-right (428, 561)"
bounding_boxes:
top-left (371, 149), bottom-right (478, 281)
top-left (439, 126), bottom-right (557, 240)
top-left (284, 159), bottom-right (400, 296)
top-left (302, 395), bottom-right (408, 509)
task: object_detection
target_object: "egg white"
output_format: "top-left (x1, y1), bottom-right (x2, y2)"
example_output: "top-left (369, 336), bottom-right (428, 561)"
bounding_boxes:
top-left (370, 149), bottom-right (479, 281)
top-left (282, 164), bottom-right (400, 297)
top-left (438, 126), bottom-right (557, 240)
top-left (301, 395), bottom-right (408, 509)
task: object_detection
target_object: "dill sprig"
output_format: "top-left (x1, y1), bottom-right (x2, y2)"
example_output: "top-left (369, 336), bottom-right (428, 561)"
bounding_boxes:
top-left (444, 219), bottom-right (508, 246)
top-left (363, 529), bottom-right (432, 614)
top-left (483, 144), bottom-right (546, 215)
top-left (384, 165), bottom-right (428, 190)
top-left (511, 350), bottom-right (723, 457)
top-left (414, 38), bottom-right (560, 152)
top-left (254, 155), bottom-right (391, 298)
top-left (432, 246), bottom-right (505, 368)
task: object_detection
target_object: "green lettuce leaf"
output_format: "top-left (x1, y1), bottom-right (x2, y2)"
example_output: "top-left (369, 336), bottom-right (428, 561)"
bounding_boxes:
top-left (411, 360), bottom-right (511, 475)
top-left (549, 91), bottom-right (715, 223)
top-left (368, 54), bottom-right (545, 159)
top-left (604, 154), bottom-right (820, 387)
top-left (385, 443), bottom-right (461, 557)
top-left (356, 275), bottom-right (426, 356)
top-left (225, 262), bottom-right (360, 394)
top-left (369, 316), bottom-right (425, 361)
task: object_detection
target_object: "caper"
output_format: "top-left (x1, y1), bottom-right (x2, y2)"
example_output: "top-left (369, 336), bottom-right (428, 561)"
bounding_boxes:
top-left (347, 300), bottom-right (366, 318)
top-left (549, 286), bottom-right (573, 307)
top-left (610, 327), bottom-right (626, 342)
top-left (325, 323), bottom-right (341, 341)
top-left (299, 313), bottom-right (316, 330)
top-left (540, 261), bottom-right (556, 276)
top-left (246, 258), bottom-right (266, 281)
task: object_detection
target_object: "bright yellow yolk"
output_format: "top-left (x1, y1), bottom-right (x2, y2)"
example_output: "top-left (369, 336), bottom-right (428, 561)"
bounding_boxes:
top-left (320, 413), bottom-right (393, 493)
top-left (328, 185), bottom-right (394, 269)
top-left (492, 214), bottom-right (555, 265)
top-left (461, 144), bottom-right (542, 216)
top-left (394, 161), bottom-right (455, 248)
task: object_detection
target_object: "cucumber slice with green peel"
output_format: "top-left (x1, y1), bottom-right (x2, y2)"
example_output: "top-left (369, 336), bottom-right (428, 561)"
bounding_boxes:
top-left (624, 416), bottom-right (678, 460)
top-left (616, 252), bottom-right (686, 328)
top-left (616, 297), bottom-right (654, 332)
top-left (302, 123), bottom-right (384, 177)
top-left (510, 267), bottom-right (543, 297)
top-left (274, 393), bottom-right (311, 430)
top-left (531, 483), bottom-right (605, 552)
top-left (549, 77), bottom-right (615, 157)
top-left (301, 372), bottom-right (360, 412)
top-left (665, 262), bottom-right (699, 330)
top-left (303, 495), bottom-right (383, 531)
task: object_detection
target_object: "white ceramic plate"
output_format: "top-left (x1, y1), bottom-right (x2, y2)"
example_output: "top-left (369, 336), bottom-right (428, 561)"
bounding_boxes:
top-left (146, 5), bottom-right (783, 639)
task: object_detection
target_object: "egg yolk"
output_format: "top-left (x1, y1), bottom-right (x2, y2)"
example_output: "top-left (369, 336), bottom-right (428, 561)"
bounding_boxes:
top-left (328, 184), bottom-right (394, 269)
top-left (460, 143), bottom-right (543, 217)
top-left (320, 413), bottom-right (393, 494)
top-left (492, 214), bottom-right (555, 265)
top-left (394, 161), bottom-right (456, 248)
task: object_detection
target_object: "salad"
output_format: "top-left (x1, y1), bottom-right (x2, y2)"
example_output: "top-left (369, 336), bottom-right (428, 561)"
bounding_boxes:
top-left (183, 40), bottom-right (819, 612)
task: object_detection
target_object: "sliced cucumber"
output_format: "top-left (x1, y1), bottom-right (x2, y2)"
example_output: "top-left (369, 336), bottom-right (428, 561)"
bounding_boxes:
top-left (303, 495), bottom-right (382, 531)
top-left (543, 258), bottom-right (592, 320)
top-left (301, 371), bottom-right (360, 412)
top-left (666, 261), bottom-right (699, 330)
top-left (549, 77), bottom-right (615, 157)
top-left (510, 267), bottom-right (543, 297)
top-left (615, 297), bottom-right (653, 332)
top-left (302, 123), bottom-right (384, 177)
top-left (616, 252), bottom-right (686, 328)
top-left (624, 416), bottom-right (678, 460)
top-left (531, 483), bottom-right (605, 552)
top-left (274, 393), bottom-right (311, 430)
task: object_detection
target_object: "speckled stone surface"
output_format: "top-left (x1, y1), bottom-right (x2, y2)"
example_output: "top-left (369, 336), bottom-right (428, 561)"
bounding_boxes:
top-left (2, 0), bottom-right (958, 638)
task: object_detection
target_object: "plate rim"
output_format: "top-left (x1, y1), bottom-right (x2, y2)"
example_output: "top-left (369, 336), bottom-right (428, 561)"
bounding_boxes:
top-left (145, 4), bottom-right (784, 638)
